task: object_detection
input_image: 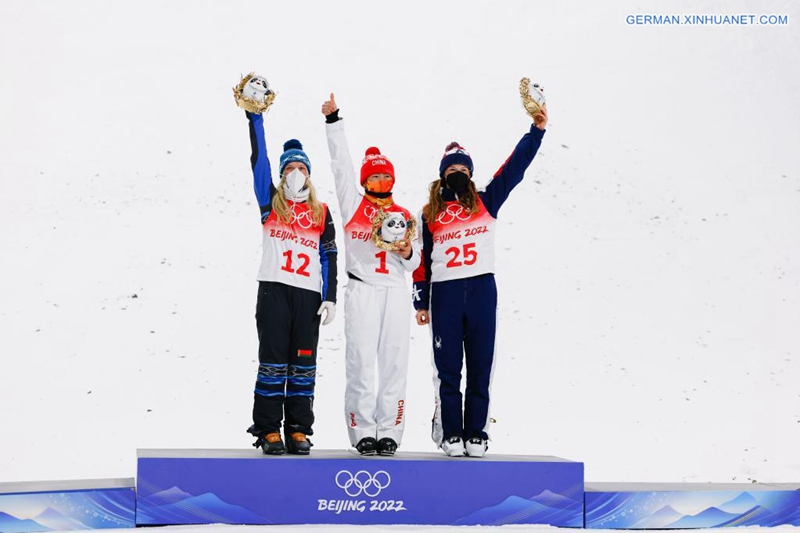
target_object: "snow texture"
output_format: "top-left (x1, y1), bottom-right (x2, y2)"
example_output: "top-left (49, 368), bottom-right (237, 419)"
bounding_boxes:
top-left (0, 3), bottom-right (799, 533)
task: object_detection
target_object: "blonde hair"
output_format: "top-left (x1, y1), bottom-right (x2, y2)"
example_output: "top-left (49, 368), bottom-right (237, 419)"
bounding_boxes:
top-left (272, 177), bottom-right (325, 226)
top-left (423, 178), bottom-right (479, 222)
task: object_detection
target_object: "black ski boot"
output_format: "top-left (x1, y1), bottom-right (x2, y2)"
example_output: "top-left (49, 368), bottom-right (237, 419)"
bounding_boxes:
top-left (252, 433), bottom-right (286, 455)
top-left (377, 437), bottom-right (397, 456)
top-left (248, 425), bottom-right (286, 455)
top-left (355, 437), bottom-right (378, 456)
top-left (286, 432), bottom-right (312, 455)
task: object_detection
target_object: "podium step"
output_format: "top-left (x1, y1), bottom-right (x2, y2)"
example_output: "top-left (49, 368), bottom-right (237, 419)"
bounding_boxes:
top-left (137, 448), bottom-right (584, 526)
top-left (584, 482), bottom-right (800, 529)
top-left (0, 478), bottom-right (136, 532)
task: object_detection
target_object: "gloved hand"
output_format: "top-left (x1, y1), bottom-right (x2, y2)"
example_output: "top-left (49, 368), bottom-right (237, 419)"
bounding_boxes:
top-left (317, 301), bottom-right (336, 326)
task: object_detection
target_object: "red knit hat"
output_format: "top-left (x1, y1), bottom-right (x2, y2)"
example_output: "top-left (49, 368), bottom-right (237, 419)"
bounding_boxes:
top-left (360, 147), bottom-right (395, 186)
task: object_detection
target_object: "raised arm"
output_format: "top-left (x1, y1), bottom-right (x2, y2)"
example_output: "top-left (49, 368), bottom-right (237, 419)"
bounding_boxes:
top-left (322, 93), bottom-right (362, 222)
top-left (481, 107), bottom-right (548, 218)
top-left (246, 111), bottom-right (277, 223)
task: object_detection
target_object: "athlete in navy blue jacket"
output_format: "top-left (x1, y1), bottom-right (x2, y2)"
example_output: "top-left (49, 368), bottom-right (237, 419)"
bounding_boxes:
top-left (413, 106), bottom-right (548, 457)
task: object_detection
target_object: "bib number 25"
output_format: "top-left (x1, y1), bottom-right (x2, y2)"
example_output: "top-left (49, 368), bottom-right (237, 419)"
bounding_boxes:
top-left (445, 243), bottom-right (477, 268)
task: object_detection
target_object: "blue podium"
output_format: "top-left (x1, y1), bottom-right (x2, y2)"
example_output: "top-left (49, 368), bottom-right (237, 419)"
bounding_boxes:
top-left (136, 449), bottom-right (584, 526)
top-left (585, 482), bottom-right (800, 529)
top-left (0, 478), bottom-right (136, 532)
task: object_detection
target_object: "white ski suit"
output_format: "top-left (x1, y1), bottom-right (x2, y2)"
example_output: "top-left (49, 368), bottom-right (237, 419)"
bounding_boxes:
top-left (325, 119), bottom-right (419, 446)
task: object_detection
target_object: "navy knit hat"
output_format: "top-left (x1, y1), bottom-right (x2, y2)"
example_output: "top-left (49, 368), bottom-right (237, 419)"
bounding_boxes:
top-left (439, 142), bottom-right (474, 178)
top-left (279, 139), bottom-right (311, 176)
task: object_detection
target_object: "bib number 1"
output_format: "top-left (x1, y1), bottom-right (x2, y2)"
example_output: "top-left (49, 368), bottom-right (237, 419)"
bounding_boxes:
top-left (375, 251), bottom-right (390, 274)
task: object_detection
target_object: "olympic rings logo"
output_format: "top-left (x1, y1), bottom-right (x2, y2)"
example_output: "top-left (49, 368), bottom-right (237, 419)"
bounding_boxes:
top-left (363, 205), bottom-right (378, 222)
top-left (291, 204), bottom-right (314, 229)
top-left (435, 204), bottom-right (472, 225)
top-left (335, 469), bottom-right (391, 498)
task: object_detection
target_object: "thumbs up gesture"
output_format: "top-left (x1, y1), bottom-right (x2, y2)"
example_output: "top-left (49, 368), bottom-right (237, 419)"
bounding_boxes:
top-left (321, 93), bottom-right (339, 116)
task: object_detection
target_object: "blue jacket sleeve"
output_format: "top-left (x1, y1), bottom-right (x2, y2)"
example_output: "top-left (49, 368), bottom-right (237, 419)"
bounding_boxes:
top-left (247, 111), bottom-right (276, 223)
top-left (412, 214), bottom-right (433, 310)
top-left (319, 209), bottom-right (338, 303)
top-left (480, 124), bottom-right (545, 218)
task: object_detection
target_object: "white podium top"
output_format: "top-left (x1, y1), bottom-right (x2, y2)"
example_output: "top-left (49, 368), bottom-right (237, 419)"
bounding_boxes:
top-left (0, 478), bottom-right (134, 495)
top-left (585, 481), bottom-right (799, 492)
top-left (137, 448), bottom-right (580, 463)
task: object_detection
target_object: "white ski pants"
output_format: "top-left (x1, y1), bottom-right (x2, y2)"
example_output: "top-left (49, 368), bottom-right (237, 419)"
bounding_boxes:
top-left (344, 279), bottom-right (410, 446)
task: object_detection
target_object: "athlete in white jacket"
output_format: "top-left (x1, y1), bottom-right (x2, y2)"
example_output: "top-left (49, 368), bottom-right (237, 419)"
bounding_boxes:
top-left (321, 93), bottom-right (419, 456)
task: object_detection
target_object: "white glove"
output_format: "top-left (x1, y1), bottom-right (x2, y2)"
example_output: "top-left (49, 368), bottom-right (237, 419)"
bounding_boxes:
top-left (317, 301), bottom-right (336, 326)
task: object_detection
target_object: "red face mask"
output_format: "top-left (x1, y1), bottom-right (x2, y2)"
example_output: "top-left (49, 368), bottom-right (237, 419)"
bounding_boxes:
top-left (365, 178), bottom-right (395, 194)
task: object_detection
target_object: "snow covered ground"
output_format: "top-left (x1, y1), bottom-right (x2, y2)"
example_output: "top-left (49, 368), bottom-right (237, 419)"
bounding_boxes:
top-left (1, 3), bottom-right (799, 531)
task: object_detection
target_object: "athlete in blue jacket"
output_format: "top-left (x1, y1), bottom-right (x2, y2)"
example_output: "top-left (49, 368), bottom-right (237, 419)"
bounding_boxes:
top-left (413, 106), bottom-right (548, 457)
top-left (244, 111), bottom-right (338, 455)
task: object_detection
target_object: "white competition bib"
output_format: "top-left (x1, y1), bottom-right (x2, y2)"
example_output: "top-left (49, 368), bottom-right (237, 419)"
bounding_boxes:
top-left (257, 202), bottom-right (327, 294)
top-left (343, 198), bottom-right (412, 287)
top-left (428, 198), bottom-right (496, 283)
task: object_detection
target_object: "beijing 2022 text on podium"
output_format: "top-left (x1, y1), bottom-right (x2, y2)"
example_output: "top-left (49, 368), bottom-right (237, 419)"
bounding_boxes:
top-left (136, 449), bottom-right (585, 526)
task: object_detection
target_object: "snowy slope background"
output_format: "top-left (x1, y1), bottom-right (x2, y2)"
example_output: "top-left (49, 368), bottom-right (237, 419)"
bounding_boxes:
top-left (1, 0), bottom-right (799, 492)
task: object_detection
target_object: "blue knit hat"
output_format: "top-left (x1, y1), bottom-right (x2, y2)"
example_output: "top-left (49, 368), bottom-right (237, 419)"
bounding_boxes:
top-left (279, 139), bottom-right (311, 176)
top-left (439, 142), bottom-right (473, 178)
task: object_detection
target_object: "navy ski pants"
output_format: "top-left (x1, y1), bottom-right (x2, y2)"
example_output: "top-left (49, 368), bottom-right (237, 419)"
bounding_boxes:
top-left (429, 273), bottom-right (497, 442)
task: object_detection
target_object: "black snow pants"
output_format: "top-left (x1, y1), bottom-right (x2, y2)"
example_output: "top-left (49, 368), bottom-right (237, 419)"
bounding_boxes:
top-left (251, 281), bottom-right (321, 436)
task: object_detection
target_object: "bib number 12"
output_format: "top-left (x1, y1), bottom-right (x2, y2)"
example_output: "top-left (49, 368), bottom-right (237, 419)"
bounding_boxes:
top-left (281, 250), bottom-right (311, 277)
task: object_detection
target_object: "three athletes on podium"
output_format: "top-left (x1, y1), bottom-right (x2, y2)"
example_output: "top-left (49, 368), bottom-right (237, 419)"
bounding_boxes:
top-left (238, 82), bottom-right (547, 458)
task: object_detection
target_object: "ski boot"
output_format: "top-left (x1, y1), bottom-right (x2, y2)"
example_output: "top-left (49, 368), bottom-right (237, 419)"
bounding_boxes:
top-left (286, 432), bottom-right (312, 455)
top-left (465, 437), bottom-right (488, 458)
top-left (253, 432), bottom-right (286, 455)
top-left (355, 437), bottom-right (378, 456)
top-left (377, 437), bottom-right (397, 456)
top-left (441, 436), bottom-right (465, 457)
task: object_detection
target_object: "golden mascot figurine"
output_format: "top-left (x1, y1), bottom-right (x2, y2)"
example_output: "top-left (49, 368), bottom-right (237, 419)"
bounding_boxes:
top-left (371, 208), bottom-right (416, 252)
top-left (519, 77), bottom-right (546, 117)
top-left (233, 72), bottom-right (276, 114)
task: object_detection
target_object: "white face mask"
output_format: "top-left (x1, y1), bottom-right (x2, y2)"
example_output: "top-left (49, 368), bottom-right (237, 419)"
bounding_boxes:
top-left (283, 169), bottom-right (309, 201)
